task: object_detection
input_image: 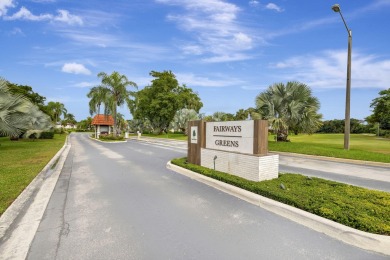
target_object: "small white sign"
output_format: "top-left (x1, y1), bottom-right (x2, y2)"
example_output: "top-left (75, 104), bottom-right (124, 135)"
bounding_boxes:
top-left (190, 126), bottom-right (198, 144)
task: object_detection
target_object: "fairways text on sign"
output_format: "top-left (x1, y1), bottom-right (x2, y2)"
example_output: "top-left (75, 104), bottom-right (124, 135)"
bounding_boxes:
top-left (206, 121), bottom-right (254, 154)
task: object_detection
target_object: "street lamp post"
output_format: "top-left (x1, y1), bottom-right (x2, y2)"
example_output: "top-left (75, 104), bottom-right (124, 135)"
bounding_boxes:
top-left (332, 4), bottom-right (352, 150)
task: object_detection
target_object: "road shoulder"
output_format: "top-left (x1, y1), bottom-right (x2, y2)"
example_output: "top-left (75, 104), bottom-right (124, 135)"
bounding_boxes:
top-left (0, 136), bottom-right (71, 259)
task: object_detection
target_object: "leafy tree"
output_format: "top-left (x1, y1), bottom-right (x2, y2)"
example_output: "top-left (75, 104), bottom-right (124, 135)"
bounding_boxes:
top-left (366, 88), bottom-right (390, 130)
top-left (130, 70), bottom-right (203, 134)
top-left (234, 107), bottom-right (257, 121)
top-left (171, 108), bottom-right (199, 134)
top-left (77, 117), bottom-right (93, 131)
top-left (317, 119), bottom-right (369, 134)
top-left (7, 82), bottom-right (46, 109)
top-left (127, 118), bottom-right (153, 133)
top-left (211, 111), bottom-right (234, 122)
top-left (255, 81), bottom-right (322, 141)
top-left (96, 71), bottom-right (137, 136)
top-left (115, 112), bottom-right (128, 133)
top-left (0, 78), bottom-right (52, 138)
top-left (234, 109), bottom-right (249, 121)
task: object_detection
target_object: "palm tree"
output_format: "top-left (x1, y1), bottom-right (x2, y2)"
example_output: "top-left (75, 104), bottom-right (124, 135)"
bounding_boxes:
top-left (171, 108), bottom-right (199, 135)
top-left (96, 71), bottom-right (137, 136)
top-left (46, 101), bottom-right (67, 124)
top-left (62, 113), bottom-right (77, 127)
top-left (255, 81), bottom-right (322, 141)
top-left (87, 86), bottom-right (109, 116)
top-left (0, 78), bottom-right (52, 138)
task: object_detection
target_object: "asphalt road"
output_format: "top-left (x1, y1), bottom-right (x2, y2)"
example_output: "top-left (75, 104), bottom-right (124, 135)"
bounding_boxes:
top-left (26, 133), bottom-right (387, 259)
top-left (134, 137), bottom-right (390, 192)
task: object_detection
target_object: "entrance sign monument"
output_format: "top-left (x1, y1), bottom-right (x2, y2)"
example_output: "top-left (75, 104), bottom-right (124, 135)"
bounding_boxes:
top-left (188, 120), bottom-right (279, 182)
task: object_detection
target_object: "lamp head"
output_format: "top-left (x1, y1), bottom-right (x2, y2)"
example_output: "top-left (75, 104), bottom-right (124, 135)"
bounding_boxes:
top-left (332, 4), bottom-right (340, 12)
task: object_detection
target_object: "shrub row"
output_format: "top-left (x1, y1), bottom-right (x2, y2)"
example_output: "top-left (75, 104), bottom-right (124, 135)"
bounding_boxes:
top-left (171, 157), bottom-right (390, 235)
top-left (98, 134), bottom-right (125, 141)
top-left (39, 131), bottom-right (54, 139)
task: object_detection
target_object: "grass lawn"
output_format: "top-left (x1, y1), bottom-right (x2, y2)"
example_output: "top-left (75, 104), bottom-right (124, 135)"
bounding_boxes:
top-left (269, 133), bottom-right (390, 163)
top-left (141, 132), bottom-right (390, 163)
top-left (0, 134), bottom-right (67, 216)
top-left (172, 157), bottom-right (390, 235)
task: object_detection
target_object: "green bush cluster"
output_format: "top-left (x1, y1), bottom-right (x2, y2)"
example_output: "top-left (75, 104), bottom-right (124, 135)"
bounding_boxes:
top-left (39, 131), bottom-right (54, 139)
top-left (99, 134), bottom-right (124, 141)
top-left (171, 157), bottom-right (390, 235)
top-left (53, 128), bottom-right (65, 134)
top-left (75, 129), bottom-right (90, 132)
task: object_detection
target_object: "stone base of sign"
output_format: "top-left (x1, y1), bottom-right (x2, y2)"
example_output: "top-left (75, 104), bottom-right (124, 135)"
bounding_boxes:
top-left (201, 149), bottom-right (279, 182)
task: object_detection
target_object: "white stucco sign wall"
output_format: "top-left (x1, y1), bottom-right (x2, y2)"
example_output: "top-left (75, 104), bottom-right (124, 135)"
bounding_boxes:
top-left (206, 121), bottom-right (254, 154)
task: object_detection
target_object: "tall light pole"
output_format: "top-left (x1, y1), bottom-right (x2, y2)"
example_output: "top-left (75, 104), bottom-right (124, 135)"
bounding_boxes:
top-left (332, 3), bottom-right (352, 150)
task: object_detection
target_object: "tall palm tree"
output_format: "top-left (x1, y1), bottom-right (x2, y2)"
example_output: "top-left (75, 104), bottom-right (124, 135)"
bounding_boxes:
top-left (255, 81), bottom-right (322, 141)
top-left (97, 71), bottom-right (137, 136)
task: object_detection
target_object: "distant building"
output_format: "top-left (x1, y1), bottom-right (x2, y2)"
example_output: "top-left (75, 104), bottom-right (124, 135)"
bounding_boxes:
top-left (92, 114), bottom-right (114, 136)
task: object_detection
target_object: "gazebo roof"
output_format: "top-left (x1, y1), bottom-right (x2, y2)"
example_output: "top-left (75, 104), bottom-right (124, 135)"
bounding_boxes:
top-left (92, 114), bottom-right (114, 126)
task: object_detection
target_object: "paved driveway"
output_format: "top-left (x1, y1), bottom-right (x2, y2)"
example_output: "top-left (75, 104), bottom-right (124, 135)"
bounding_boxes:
top-left (22, 133), bottom-right (386, 259)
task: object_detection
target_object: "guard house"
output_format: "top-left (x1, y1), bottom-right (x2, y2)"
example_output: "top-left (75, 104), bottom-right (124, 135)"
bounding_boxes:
top-left (92, 114), bottom-right (114, 137)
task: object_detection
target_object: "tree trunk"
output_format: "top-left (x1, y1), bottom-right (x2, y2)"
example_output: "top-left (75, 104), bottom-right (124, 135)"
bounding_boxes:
top-left (277, 128), bottom-right (290, 142)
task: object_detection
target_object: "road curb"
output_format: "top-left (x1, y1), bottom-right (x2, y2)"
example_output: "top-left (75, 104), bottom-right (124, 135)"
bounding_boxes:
top-left (0, 135), bottom-right (71, 259)
top-left (166, 161), bottom-right (390, 256)
top-left (88, 135), bottom-right (127, 143)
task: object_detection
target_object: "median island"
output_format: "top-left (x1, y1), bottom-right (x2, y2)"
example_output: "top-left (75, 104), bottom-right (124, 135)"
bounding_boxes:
top-left (171, 157), bottom-right (390, 236)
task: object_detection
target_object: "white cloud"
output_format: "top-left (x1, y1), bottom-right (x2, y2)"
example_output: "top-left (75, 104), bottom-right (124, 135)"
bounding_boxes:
top-left (4, 6), bottom-right (52, 21)
top-left (270, 50), bottom-right (390, 89)
top-left (73, 81), bottom-right (97, 88)
top-left (157, 0), bottom-right (255, 62)
top-left (31, 0), bottom-right (56, 2)
top-left (0, 0), bottom-right (14, 16)
top-left (4, 6), bottom-right (83, 25)
top-left (10, 27), bottom-right (24, 36)
top-left (249, 1), bottom-right (259, 7)
top-left (265, 3), bottom-right (284, 12)
top-left (62, 63), bottom-right (91, 75)
top-left (176, 73), bottom-right (246, 88)
top-left (54, 10), bottom-right (83, 25)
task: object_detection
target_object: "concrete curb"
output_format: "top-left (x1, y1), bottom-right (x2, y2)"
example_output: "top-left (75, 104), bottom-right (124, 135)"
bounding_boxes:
top-left (166, 161), bottom-right (390, 256)
top-left (88, 135), bottom-right (127, 143)
top-left (0, 135), bottom-right (71, 259)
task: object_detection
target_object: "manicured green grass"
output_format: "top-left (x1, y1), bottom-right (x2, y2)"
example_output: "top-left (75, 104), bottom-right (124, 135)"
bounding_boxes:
top-left (268, 134), bottom-right (390, 163)
top-left (140, 133), bottom-right (187, 141)
top-left (0, 134), bottom-right (67, 216)
top-left (172, 157), bottom-right (390, 235)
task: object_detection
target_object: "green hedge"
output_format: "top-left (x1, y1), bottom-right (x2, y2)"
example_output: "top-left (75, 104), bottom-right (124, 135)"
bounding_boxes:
top-left (99, 134), bottom-right (124, 141)
top-left (39, 131), bottom-right (54, 139)
top-left (171, 157), bottom-right (390, 235)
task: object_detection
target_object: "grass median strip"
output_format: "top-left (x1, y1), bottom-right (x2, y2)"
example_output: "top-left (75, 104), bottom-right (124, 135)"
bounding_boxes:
top-left (0, 134), bottom-right (66, 216)
top-left (171, 157), bottom-right (390, 236)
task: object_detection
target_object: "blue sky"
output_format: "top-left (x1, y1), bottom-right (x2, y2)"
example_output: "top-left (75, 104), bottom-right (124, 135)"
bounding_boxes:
top-left (1, 0), bottom-right (389, 121)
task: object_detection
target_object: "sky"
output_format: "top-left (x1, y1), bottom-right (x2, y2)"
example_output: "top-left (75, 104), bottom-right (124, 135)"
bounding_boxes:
top-left (1, 0), bottom-right (390, 121)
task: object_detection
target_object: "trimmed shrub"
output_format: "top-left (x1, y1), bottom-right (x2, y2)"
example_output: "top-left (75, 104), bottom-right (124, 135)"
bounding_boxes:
top-left (40, 131), bottom-right (54, 139)
top-left (99, 134), bottom-right (124, 141)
